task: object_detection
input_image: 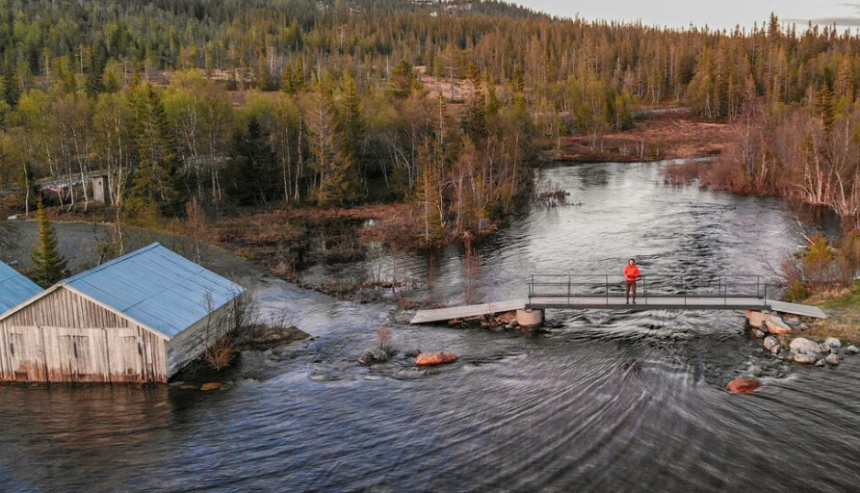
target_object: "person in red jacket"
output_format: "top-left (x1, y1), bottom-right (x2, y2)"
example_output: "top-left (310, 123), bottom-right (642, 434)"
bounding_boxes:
top-left (624, 258), bottom-right (641, 304)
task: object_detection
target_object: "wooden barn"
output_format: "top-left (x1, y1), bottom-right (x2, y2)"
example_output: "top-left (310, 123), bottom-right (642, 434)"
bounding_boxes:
top-left (0, 260), bottom-right (43, 314)
top-left (0, 243), bottom-right (245, 384)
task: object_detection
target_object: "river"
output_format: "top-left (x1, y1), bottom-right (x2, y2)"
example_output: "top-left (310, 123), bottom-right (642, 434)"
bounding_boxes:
top-left (2, 161), bottom-right (859, 493)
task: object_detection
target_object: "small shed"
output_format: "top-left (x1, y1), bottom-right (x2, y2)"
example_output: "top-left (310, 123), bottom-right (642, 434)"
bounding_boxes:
top-left (0, 260), bottom-right (43, 314)
top-left (0, 243), bottom-right (245, 383)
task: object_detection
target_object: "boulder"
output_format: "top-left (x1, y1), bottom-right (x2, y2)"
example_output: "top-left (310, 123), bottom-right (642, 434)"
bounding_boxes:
top-left (751, 366), bottom-right (764, 377)
top-left (359, 346), bottom-right (391, 365)
top-left (745, 311), bottom-right (771, 329)
top-left (752, 328), bottom-right (766, 338)
top-left (416, 352), bottom-right (458, 366)
top-left (824, 337), bottom-right (842, 350)
top-left (790, 338), bottom-right (821, 355)
top-left (785, 317), bottom-right (801, 327)
top-left (794, 353), bottom-right (817, 365)
top-left (765, 316), bottom-right (792, 335)
top-left (200, 383), bottom-right (224, 391)
top-left (820, 344), bottom-right (831, 355)
top-left (826, 353), bottom-right (840, 365)
top-left (763, 336), bottom-right (781, 354)
top-left (815, 359), bottom-right (825, 367)
top-left (727, 376), bottom-right (761, 394)
top-left (847, 345), bottom-right (859, 355)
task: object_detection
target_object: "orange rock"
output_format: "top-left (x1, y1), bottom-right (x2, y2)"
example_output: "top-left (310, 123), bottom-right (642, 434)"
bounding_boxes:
top-left (765, 317), bottom-right (792, 335)
top-left (416, 352), bottom-right (459, 366)
top-left (200, 383), bottom-right (224, 391)
top-left (726, 376), bottom-right (761, 394)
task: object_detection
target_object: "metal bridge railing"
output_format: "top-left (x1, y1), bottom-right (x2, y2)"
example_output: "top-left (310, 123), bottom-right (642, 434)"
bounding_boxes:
top-left (527, 274), bottom-right (773, 307)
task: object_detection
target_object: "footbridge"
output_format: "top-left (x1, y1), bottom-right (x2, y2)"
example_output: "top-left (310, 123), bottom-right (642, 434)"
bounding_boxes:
top-left (410, 275), bottom-right (827, 325)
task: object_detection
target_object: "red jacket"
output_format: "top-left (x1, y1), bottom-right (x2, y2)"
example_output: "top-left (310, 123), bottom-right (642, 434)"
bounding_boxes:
top-left (624, 265), bottom-right (640, 282)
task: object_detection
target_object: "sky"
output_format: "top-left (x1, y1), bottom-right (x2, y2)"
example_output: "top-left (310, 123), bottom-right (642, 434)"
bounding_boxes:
top-left (511, 0), bottom-right (860, 31)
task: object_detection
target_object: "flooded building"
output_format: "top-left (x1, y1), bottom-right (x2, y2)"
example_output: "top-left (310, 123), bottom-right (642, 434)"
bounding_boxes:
top-left (0, 244), bottom-right (245, 383)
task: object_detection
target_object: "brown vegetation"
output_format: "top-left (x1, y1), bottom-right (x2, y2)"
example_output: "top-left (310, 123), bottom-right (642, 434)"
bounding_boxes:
top-left (551, 109), bottom-right (734, 163)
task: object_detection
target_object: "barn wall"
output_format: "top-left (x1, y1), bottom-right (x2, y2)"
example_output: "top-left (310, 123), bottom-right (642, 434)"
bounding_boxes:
top-left (0, 288), bottom-right (168, 383)
top-left (166, 301), bottom-right (236, 378)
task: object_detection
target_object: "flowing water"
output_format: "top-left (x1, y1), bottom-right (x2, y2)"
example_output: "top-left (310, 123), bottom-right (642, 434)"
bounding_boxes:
top-left (2, 161), bottom-right (860, 493)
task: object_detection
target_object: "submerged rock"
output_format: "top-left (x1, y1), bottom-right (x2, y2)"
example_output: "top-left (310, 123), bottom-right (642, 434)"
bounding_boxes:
top-left (765, 316), bottom-right (792, 335)
top-left (790, 338), bottom-right (821, 355)
top-left (794, 353), bottom-right (817, 365)
top-left (752, 328), bottom-right (766, 338)
top-left (359, 346), bottom-right (393, 365)
top-left (815, 359), bottom-right (825, 367)
top-left (200, 383), bottom-right (224, 391)
top-left (751, 366), bottom-right (764, 377)
top-left (727, 376), bottom-right (761, 394)
top-left (763, 336), bottom-right (780, 354)
top-left (826, 353), bottom-right (840, 365)
top-left (416, 352), bottom-right (459, 366)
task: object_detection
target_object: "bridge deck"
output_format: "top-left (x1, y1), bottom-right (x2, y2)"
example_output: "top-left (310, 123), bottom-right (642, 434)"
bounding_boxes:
top-left (410, 297), bottom-right (827, 325)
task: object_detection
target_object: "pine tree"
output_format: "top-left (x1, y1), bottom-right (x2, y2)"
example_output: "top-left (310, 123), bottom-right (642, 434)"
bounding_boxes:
top-left (224, 117), bottom-right (280, 205)
top-left (31, 201), bottom-right (69, 288)
top-left (131, 84), bottom-right (184, 215)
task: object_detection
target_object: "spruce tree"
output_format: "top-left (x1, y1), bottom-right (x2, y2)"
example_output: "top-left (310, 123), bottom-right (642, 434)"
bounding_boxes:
top-left (31, 201), bottom-right (69, 288)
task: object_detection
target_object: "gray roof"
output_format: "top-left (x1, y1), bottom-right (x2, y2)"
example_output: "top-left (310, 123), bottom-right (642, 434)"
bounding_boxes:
top-left (0, 261), bottom-right (42, 314)
top-left (63, 243), bottom-right (245, 338)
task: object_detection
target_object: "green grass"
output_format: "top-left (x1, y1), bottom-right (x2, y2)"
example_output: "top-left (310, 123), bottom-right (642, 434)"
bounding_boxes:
top-left (813, 280), bottom-right (860, 309)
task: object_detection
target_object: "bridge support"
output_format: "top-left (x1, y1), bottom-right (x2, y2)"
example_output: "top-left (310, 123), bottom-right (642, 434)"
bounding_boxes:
top-left (517, 308), bottom-right (544, 328)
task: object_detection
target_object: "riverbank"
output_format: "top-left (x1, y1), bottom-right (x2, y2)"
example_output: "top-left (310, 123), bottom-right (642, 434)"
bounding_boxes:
top-left (547, 108), bottom-right (734, 163)
top-left (804, 282), bottom-right (860, 345)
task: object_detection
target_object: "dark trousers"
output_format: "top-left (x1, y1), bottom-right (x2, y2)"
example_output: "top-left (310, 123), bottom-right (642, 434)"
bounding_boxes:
top-left (626, 280), bottom-right (637, 300)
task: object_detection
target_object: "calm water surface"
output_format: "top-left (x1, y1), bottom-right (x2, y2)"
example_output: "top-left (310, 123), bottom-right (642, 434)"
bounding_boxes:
top-left (2, 161), bottom-right (859, 493)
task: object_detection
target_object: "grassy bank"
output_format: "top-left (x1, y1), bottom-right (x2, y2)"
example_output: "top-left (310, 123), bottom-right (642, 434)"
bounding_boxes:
top-left (803, 281), bottom-right (860, 345)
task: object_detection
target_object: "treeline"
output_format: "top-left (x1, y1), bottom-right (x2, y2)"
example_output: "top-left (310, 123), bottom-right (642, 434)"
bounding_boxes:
top-left (3, 0), bottom-right (860, 237)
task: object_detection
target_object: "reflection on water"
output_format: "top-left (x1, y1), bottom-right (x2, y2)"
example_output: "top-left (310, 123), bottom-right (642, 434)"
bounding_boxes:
top-left (3, 161), bottom-right (860, 493)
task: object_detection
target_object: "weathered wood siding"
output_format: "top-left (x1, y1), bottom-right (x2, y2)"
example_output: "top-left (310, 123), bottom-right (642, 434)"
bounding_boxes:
top-left (166, 302), bottom-right (234, 378)
top-left (0, 287), bottom-right (168, 383)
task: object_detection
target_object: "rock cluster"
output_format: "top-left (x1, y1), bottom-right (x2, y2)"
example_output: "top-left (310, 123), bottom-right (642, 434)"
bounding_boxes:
top-left (763, 336), bottom-right (854, 367)
top-left (746, 311), bottom-right (797, 336)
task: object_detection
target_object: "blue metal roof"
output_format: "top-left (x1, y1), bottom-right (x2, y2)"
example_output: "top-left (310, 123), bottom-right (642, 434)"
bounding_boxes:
top-left (0, 261), bottom-right (43, 314)
top-left (64, 243), bottom-right (245, 339)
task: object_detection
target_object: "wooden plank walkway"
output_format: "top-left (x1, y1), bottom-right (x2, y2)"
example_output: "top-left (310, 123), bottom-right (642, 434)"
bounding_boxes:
top-left (410, 297), bottom-right (827, 325)
top-left (410, 299), bottom-right (527, 325)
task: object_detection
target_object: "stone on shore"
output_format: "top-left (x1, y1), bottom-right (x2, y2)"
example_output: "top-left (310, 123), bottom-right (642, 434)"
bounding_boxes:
top-left (824, 338), bottom-right (842, 350)
top-left (727, 376), bottom-right (761, 394)
top-left (763, 336), bottom-right (781, 354)
top-left (765, 316), bottom-right (792, 335)
top-left (847, 345), bottom-right (859, 355)
top-left (416, 352), bottom-right (458, 366)
top-left (790, 338), bottom-right (821, 355)
top-left (785, 317), bottom-right (801, 327)
top-left (745, 311), bottom-right (771, 329)
top-left (826, 353), bottom-right (840, 365)
top-left (815, 359), bottom-right (825, 367)
top-left (752, 328), bottom-right (766, 338)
